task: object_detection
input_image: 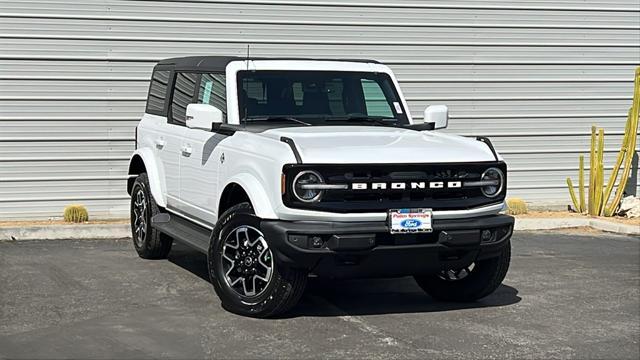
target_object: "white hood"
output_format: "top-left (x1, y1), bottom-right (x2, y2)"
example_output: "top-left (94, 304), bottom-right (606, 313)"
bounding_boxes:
top-left (259, 126), bottom-right (498, 164)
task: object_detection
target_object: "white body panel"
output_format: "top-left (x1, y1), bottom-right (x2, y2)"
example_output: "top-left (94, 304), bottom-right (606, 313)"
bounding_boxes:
top-left (132, 59), bottom-right (505, 226)
top-left (178, 130), bottom-right (226, 224)
top-left (159, 123), bottom-right (187, 212)
top-left (257, 126), bottom-right (497, 164)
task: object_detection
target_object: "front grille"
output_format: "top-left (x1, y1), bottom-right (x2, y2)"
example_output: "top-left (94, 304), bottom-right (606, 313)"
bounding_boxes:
top-left (282, 162), bottom-right (506, 213)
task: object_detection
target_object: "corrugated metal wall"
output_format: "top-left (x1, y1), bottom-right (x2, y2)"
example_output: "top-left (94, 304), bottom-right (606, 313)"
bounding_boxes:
top-left (1, 0), bottom-right (639, 219)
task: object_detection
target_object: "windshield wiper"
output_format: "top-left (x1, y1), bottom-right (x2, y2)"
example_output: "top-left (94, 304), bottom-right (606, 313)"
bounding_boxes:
top-left (244, 116), bottom-right (311, 126)
top-left (324, 115), bottom-right (398, 126)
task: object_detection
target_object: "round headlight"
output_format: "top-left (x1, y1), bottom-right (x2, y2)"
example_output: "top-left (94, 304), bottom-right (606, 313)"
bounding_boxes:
top-left (293, 170), bottom-right (324, 202)
top-left (481, 167), bottom-right (504, 198)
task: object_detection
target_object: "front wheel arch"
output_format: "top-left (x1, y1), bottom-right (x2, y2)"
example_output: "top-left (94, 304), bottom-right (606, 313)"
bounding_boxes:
top-left (218, 175), bottom-right (278, 220)
top-left (218, 183), bottom-right (252, 217)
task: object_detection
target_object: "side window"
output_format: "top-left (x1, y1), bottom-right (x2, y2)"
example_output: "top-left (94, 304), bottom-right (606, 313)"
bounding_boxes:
top-left (170, 72), bottom-right (197, 126)
top-left (146, 70), bottom-right (170, 116)
top-left (197, 73), bottom-right (227, 120)
top-left (361, 79), bottom-right (394, 117)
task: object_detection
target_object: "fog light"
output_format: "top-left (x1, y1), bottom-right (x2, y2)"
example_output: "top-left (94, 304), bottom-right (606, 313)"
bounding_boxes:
top-left (311, 236), bottom-right (323, 248)
top-left (481, 229), bottom-right (494, 243)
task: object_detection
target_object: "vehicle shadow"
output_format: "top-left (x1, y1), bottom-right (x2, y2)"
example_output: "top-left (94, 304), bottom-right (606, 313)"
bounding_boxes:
top-left (289, 279), bottom-right (520, 318)
top-left (168, 243), bottom-right (521, 318)
top-left (168, 244), bottom-right (211, 282)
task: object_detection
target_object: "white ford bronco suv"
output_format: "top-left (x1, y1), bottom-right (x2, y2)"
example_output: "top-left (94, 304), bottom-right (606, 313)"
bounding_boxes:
top-left (128, 56), bottom-right (514, 317)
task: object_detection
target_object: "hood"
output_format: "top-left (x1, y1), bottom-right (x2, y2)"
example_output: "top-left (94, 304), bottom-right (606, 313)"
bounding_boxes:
top-left (259, 126), bottom-right (498, 164)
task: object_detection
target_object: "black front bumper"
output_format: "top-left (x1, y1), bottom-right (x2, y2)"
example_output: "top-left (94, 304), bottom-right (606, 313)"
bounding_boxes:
top-left (261, 214), bottom-right (514, 279)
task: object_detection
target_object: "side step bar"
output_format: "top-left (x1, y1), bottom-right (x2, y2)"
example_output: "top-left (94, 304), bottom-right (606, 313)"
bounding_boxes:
top-left (151, 213), bottom-right (211, 254)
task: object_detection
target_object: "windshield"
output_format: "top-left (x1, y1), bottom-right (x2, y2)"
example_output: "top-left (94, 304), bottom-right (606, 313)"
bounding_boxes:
top-left (237, 70), bottom-right (409, 126)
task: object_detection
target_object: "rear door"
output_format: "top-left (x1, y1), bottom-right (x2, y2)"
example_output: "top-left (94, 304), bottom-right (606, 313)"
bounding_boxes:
top-left (141, 67), bottom-right (178, 206)
top-left (179, 73), bottom-right (228, 225)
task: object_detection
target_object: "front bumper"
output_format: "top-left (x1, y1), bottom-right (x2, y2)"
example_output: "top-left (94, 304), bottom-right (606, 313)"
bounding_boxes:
top-left (261, 214), bottom-right (514, 278)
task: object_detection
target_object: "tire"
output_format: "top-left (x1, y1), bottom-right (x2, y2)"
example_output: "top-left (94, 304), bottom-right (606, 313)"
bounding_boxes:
top-left (414, 241), bottom-right (511, 302)
top-left (130, 173), bottom-right (173, 259)
top-left (208, 202), bottom-right (307, 318)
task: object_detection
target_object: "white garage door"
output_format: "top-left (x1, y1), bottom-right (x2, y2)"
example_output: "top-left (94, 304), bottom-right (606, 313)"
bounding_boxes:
top-left (0, 0), bottom-right (638, 219)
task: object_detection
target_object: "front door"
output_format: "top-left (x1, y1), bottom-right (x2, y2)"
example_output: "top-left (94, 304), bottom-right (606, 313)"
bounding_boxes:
top-left (178, 73), bottom-right (228, 225)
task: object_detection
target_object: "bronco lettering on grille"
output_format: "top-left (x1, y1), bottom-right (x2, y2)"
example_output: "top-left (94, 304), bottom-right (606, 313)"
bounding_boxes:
top-left (351, 181), bottom-right (464, 190)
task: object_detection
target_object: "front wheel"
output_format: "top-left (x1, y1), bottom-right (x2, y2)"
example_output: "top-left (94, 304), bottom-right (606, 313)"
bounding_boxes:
top-left (414, 241), bottom-right (511, 302)
top-left (208, 203), bottom-right (307, 318)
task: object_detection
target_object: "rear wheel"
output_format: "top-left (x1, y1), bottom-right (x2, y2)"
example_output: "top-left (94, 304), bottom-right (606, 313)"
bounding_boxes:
top-left (130, 173), bottom-right (172, 259)
top-left (208, 202), bottom-right (307, 318)
top-left (414, 241), bottom-right (511, 302)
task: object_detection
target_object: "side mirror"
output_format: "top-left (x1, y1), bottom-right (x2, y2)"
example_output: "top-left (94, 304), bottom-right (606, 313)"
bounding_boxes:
top-left (186, 104), bottom-right (223, 131)
top-left (424, 105), bottom-right (448, 129)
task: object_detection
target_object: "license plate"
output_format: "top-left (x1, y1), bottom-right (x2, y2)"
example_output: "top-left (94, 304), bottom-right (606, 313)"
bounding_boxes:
top-left (389, 208), bottom-right (433, 234)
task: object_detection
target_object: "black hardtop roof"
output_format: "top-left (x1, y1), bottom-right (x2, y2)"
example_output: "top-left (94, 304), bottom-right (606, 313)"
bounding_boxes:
top-left (156, 56), bottom-right (381, 72)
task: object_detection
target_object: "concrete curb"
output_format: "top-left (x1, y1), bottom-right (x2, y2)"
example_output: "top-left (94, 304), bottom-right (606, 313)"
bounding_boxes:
top-left (515, 218), bottom-right (585, 231)
top-left (515, 218), bottom-right (639, 236)
top-left (0, 224), bottom-right (130, 241)
top-left (0, 218), bottom-right (637, 241)
top-left (588, 219), bottom-right (640, 235)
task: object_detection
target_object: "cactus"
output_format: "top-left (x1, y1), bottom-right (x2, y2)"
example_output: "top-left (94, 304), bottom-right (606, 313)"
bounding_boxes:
top-left (566, 178), bottom-right (580, 212)
top-left (568, 125), bottom-right (606, 215)
top-left (506, 197), bottom-right (528, 215)
top-left (578, 155), bottom-right (585, 213)
top-left (595, 128), bottom-right (605, 215)
top-left (604, 67), bottom-right (640, 216)
top-left (566, 67), bottom-right (639, 216)
top-left (63, 204), bottom-right (89, 223)
top-left (587, 126), bottom-right (597, 215)
top-left (602, 109), bottom-right (631, 214)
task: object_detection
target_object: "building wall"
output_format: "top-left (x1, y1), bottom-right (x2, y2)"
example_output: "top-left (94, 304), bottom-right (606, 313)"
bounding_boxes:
top-left (1, 0), bottom-right (639, 219)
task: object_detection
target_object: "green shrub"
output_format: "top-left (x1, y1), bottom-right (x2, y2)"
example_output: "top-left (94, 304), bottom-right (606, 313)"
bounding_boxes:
top-left (63, 204), bottom-right (89, 223)
top-left (506, 198), bottom-right (528, 215)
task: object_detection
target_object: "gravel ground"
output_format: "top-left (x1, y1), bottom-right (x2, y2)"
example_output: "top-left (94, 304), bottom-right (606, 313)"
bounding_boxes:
top-left (0, 231), bottom-right (638, 359)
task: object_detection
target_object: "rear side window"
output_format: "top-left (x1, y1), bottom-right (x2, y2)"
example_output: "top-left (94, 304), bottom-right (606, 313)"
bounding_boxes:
top-left (198, 73), bottom-right (227, 120)
top-left (146, 70), bottom-right (170, 116)
top-left (170, 72), bottom-right (198, 126)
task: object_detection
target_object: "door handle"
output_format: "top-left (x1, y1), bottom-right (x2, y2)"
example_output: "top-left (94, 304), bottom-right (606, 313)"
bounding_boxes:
top-left (155, 137), bottom-right (166, 149)
top-left (181, 144), bottom-right (192, 157)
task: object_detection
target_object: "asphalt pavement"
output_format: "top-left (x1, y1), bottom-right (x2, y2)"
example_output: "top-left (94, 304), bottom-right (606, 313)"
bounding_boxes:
top-left (0, 231), bottom-right (638, 359)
